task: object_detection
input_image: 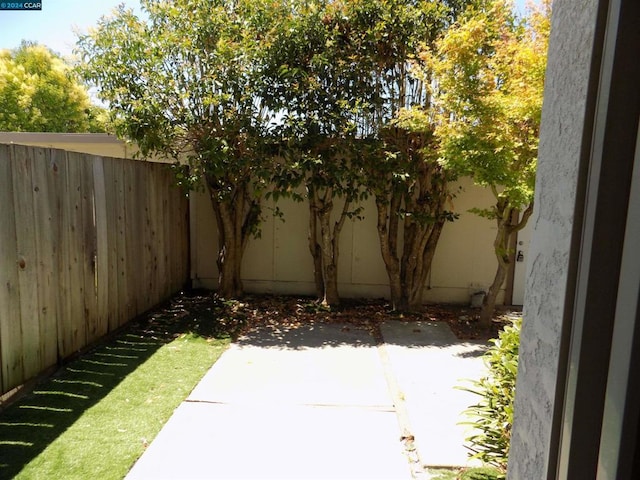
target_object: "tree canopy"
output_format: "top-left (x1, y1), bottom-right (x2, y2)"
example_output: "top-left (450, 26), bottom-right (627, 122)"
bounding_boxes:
top-left (262, 0), bottom-right (374, 305)
top-left (258, 0), bottom-right (474, 309)
top-left (78, 0), bottom-right (472, 306)
top-left (357, 0), bottom-right (472, 311)
top-left (0, 42), bottom-right (106, 132)
top-left (428, 0), bottom-right (550, 324)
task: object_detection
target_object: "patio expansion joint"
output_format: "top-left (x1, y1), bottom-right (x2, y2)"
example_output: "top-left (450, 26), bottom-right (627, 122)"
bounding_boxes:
top-left (183, 398), bottom-right (395, 412)
top-left (377, 341), bottom-right (428, 479)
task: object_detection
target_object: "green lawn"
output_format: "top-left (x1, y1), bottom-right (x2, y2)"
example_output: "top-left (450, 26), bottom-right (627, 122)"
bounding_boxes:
top-left (0, 293), bottom-right (231, 480)
top-left (426, 467), bottom-right (502, 480)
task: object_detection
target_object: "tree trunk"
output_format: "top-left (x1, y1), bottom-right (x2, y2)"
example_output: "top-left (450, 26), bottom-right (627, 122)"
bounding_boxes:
top-left (478, 202), bottom-right (534, 327)
top-left (307, 183), bottom-right (350, 307)
top-left (367, 96), bottom-right (456, 311)
top-left (217, 240), bottom-right (243, 298)
top-left (207, 178), bottom-right (260, 299)
top-left (318, 204), bottom-right (339, 306)
top-left (403, 155), bottom-right (450, 312)
top-left (376, 195), bottom-right (402, 310)
top-left (401, 220), bottom-right (444, 312)
top-left (308, 194), bottom-right (325, 299)
top-left (318, 196), bottom-right (348, 307)
top-left (478, 242), bottom-right (509, 328)
top-left (215, 201), bottom-right (244, 298)
top-left (375, 190), bottom-right (447, 312)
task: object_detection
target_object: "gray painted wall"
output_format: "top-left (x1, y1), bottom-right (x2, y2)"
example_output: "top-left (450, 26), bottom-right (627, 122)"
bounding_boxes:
top-left (507, 1), bottom-right (599, 478)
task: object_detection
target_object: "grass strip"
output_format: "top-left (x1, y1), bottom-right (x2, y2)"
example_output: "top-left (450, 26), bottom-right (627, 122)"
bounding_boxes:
top-left (0, 293), bottom-right (232, 480)
top-left (426, 467), bottom-right (502, 479)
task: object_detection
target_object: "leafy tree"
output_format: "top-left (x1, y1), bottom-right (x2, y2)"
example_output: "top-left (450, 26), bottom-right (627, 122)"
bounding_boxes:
top-left (0, 42), bottom-right (106, 132)
top-left (428, 0), bottom-right (550, 325)
top-left (358, 0), bottom-right (472, 312)
top-left (264, 0), bottom-right (471, 310)
top-left (77, 0), bottom-right (281, 298)
top-left (263, 1), bottom-right (378, 306)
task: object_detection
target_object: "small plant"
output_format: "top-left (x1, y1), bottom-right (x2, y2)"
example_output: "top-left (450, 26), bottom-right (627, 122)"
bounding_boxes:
top-left (459, 466), bottom-right (502, 480)
top-left (459, 318), bottom-right (521, 476)
top-left (301, 300), bottom-right (332, 314)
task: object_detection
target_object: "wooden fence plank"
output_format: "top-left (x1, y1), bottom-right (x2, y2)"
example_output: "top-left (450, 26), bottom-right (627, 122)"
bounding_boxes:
top-left (159, 168), bottom-right (171, 299)
top-left (167, 179), bottom-right (178, 292)
top-left (31, 147), bottom-right (59, 369)
top-left (102, 157), bottom-right (119, 332)
top-left (65, 152), bottom-right (88, 354)
top-left (143, 165), bottom-right (153, 308)
top-left (0, 145), bottom-right (24, 392)
top-left (166, 180), bottom-right (176, 292)
top-left (12, 146), bottom-right (42, 381)
top-left (93, 157), bottom-right (109, 338)
top-left (124, 161), bottom-right (141, 317)
top-left (136, 162), bottom-right (150, 313)
top-left (79, 155), bottom-right (98, 344)
top-left (149, 164), bottom-right (162, 306)
top-left (113, 158), bottom-right (129, 327)
top-left (170, 182), bottom-right (186, 293)
top-left (143, 164), bottom-right (154, 309)
top-left (178, 191), bottom-right (189, 287)
top-left (53, 148), bottom-right (74, 359)
top-left (157, 166), bottom-right (168, 303)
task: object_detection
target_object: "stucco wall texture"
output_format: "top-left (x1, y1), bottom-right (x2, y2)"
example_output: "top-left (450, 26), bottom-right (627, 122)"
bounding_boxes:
top-left (507, 0), bottom-right (599, 478)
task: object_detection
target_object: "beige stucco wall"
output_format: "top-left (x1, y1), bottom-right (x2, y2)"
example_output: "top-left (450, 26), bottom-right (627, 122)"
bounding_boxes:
top-left (0, 132), bottom-right (135, 159)
top-left (2, 132), bottom-right (512, 305)
top-left (191, 176), bottom-right (505, 304)
top-left (0, 132), bottom-right (174, 163)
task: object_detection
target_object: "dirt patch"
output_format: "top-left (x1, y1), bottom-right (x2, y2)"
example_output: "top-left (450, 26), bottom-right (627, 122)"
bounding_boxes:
top-left (181, 291), bottom-right (521, 342)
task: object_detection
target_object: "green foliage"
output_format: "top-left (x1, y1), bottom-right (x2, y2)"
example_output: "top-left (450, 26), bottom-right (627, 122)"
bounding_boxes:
top-left (262, 0), bottom-right (460, 304)
top-left (0, 42), bottom-right (106, 132)
top-left (75, 0), bottom-right (530, 306)
top-left (265, 0), bottom-right (370, 215)
top-left (342, 0), bottom-right (475, 311)
top-left (429, 0), bottom-right (549, 209)
top-left (425, 0), bottom-right (550, 323)
top-left (425, 467), bottom-right (461, 479)
top-left (428, 0), bottom-right (550, 209)
top-left (77, 0), bottom-right (275, 182)
top-left (459, 318), bottom-right (521, 474)
top-left (459, 466), bottom-right (502, 480)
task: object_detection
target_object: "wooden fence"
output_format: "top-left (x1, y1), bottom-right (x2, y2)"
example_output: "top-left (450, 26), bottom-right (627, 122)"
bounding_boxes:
top-left (0, 144), bottom-right (189, 396)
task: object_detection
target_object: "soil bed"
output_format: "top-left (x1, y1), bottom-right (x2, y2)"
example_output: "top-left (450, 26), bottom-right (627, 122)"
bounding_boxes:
top-left (194, 291), bottom-right (521, 342)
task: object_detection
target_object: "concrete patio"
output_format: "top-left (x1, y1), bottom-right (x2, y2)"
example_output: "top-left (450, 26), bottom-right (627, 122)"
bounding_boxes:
top-left (126, 321), bottom-right (488, 479)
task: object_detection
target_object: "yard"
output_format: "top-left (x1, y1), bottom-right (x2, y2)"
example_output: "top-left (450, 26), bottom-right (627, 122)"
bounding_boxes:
top-left (0, 291), bottom-right (511, 479)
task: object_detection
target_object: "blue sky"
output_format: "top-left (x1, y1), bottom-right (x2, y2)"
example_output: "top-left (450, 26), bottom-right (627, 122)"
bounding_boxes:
top-left (0, 0), bottom-right (531, 58)
top-left (0, 0), bottom-right (142, 58)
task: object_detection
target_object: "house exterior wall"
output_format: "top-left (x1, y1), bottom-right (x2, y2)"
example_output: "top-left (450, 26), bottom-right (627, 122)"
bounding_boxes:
top-left (2, 133), bottom-right (515, 305)
top-left (507, 0), bottom-right (599, 478)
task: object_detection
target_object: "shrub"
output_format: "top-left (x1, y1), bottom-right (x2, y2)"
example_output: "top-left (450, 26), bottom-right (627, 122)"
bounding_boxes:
top-left (459, 466), bottom-right (502, 480)
top-left (459, 318), bottom-right (521, 475)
